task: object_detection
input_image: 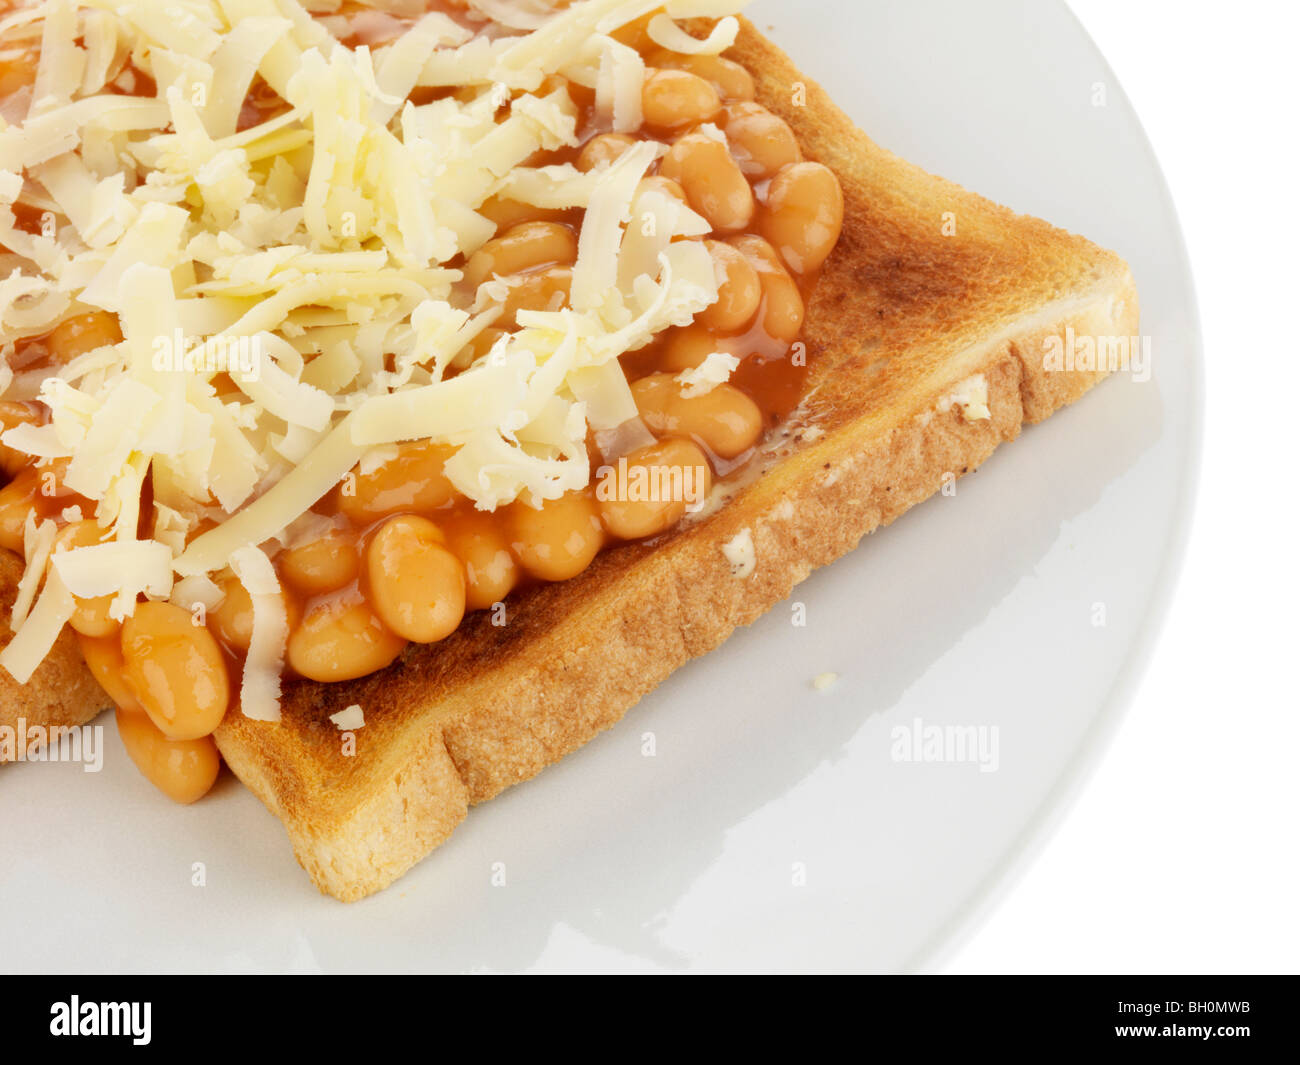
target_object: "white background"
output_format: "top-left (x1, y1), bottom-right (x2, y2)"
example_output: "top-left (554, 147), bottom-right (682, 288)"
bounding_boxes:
top-left (947, 0), bottom-right (1299, 973)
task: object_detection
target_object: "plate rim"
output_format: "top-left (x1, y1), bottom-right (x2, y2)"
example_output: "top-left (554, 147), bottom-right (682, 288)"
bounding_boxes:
top-left (903, 0), bottom-right (1207, 973)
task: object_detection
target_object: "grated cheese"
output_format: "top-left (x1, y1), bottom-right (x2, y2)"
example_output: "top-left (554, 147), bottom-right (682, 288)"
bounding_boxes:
top-left (11, 515), bottom-right (56, 631)
top-left (0, 568), bottom-right (75, 684)
top-left (722, 527), bottom-right (755, 578)
top-left (171, 573), bottom-right (226, 613)
top-left (593, 35), bottom-right (644, 133)
top-left (938, 374), bottom-right (992, 421)
top-left (570, 139), bottom-right (659, 311)
top-left (52, 539), bottom-right (174, 602)
top-left (229, 544), bottom-right (288, 722)
top-left (647, 12), bottom-right (739, 55)
top-left (0, 0), bottom-right (753, 698)
top-left (329, 703), bottom-right (365, 730)
top-left (677, 349), bottom-right (739, 398)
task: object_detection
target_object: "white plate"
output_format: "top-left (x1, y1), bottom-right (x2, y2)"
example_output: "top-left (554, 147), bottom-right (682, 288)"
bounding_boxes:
top-left (1, 0), bottom-right (1201, 974)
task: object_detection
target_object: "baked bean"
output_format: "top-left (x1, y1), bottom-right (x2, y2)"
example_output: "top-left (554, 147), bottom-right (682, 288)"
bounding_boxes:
top-left (51, 520), bottom-right (105, 552)
top-left (536, 73), bottom-right (571, 97)
top-left (508, 490), bottom-right (604, 582)
top-left (54, 521), bottom-right (118, 637)
top-left (443, 511), bottom-right (519, 611)
top-left (464, 326), bottom-right (507, 364)
top-left (576, 132), bottom-right (637, 172)
top-left (451, 83), bottom-right (483, 107)
top-left (184, 517), bottom-right (218, 545)
top-left (208, 372), bottom-right (245, 400)
top-left (721, 101), bottom-right (801, 180)
top-left (280, 528), bottom-right (359, 596)
top-left (551, 77), bottom-right (591, 122)
top-left (121, 601), bottom-right (230, 741)
top-left (47, 312), bottom-right (122, 364)
top-left (0, 468), bottom-right (39, 553)
top-left (210, 576), bottom-right (254, 651)
top-left (478, 196), bottom-right (567, 232)
top-left (0, 401), bottom-right (40, 477)
top-left (499, 264), bottom-right (571, 326)
top-left (727, 234), bottom-right (805, 342)
top-left (115, 707), bottom-right (221, 804)
top-left (641, 68), bottom-right (721, 132)
top-left (697, 240), bottom-right (762, 333)
top-left (463, 221), bottom-right (578, 290)
top-left (0, 49), bottom-right (37, 97)
top-left (77, 631), bottom-right (145, 714)
top-left (610, 11), bottom-right (655, 51)
top-left (365, 515), bottom-right (466, 643)
top-left (647, 50), bottom-right (755, 102)
top-left (759, 161), bottom-right (845, 274)
top-left (631, 372), bottom-right (763, 459)
top-left (598, 438), bottom-right (713, 540)
top-left (338, 439), bottom-right (457, 524)
top-left (660, 132), bottom-right (754, 233)
top-left (0, 459), bottom-right (82, 546)
top-left (288, 595), bottom-right (407, 682)
top-left (22, 457), bottom-right (81, 511)
top-left (659, 325), bottom-right (747, 373)
top-left (210, 575), bottom-right (300, 653)
top-left (639, 175), bottom-right (688, 205)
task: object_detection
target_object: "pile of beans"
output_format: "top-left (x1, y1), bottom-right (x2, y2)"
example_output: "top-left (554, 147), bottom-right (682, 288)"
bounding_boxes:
top-left (0, 10), bottom-right (844, 801)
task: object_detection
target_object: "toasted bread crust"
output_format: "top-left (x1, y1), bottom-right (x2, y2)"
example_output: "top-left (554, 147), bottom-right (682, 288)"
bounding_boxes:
top-left (214, 19), bottom-right (1139, 900)
top-left (0, 551), bottom-right (107, 760)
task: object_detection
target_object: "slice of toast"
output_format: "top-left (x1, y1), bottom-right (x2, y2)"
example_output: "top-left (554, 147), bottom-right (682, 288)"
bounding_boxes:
top-left (0, 551), bottom-right (108, 762)
top-left (214, 18), bottom-right (1139, 901)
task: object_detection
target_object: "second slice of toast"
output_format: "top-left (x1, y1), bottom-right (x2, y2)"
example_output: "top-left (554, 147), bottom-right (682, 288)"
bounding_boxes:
top-left (214, 19), bottom-right (1139, 901)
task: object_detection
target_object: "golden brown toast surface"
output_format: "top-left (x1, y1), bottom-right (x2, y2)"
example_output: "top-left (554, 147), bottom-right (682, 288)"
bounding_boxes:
top-left (214, 19), bottom-right (1139, 900)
